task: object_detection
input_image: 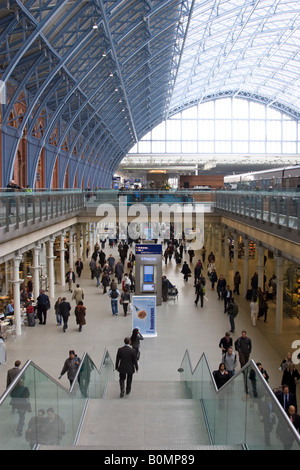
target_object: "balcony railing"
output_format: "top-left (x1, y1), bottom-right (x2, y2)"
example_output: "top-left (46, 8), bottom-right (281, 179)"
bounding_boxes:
top-left (214, 190), bottom-right (300, 234)
top-left (0, 190), bottom-right (85, 239)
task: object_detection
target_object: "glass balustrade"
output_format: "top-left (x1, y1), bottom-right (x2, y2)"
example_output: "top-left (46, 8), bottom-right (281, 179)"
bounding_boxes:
top-left (0, 188), bottom-right (299, 241)
top-left (214, 190), bottom-right (300, 232)
top-left (179, 351), bottom-right (300, 450)
top-left (0, 350), bottom-right (114, 450)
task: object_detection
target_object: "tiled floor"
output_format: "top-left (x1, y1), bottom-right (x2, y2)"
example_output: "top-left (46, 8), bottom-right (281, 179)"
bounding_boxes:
top-left (0, 242), bottom-right (299, 408)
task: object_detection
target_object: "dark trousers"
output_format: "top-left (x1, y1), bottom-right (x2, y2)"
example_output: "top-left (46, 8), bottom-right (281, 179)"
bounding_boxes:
top-left (122, 302), bottom-right (128, 316)
top-left (119, 372), bottom-right (133, 394)
top-left (62, 315), bottom-right (69, 331)
top-left (37, 306), bottom-right (47, 324)
top-left (239, 352), bottom-right (250, 368)
top-left (195, 293), bottom-right (203, 307)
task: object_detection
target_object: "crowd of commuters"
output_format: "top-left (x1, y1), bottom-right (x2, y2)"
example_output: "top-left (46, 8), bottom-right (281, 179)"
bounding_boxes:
top-left (2, 232), bottom-right (300, 448)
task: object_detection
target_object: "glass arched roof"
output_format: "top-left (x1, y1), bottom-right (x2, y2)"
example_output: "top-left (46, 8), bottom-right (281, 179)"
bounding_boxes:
top-left (169, 0), bottom-right (300, 120)
top-left (1, 0), bottom-right (300, 187)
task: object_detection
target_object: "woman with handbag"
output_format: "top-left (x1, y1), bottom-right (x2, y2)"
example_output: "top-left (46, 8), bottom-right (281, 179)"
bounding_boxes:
top-left (120, 288), bottom-right (130, 316)
top-left (130, 328), bottom-right (143, 361)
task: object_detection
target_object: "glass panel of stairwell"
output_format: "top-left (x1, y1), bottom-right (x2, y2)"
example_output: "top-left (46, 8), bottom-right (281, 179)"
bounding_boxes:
top-left (0, 362), bottom-right (85, 449)
top-left (78, 350), bottom-right (114, 399)
top-left (0, 350), bottom-right (114, 450)
top-left (179, 351), bottom-right (300, 450)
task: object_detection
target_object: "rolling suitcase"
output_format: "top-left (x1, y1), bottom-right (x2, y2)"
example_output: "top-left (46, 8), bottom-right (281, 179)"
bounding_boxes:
top-left (27, 312), bottom-right (35, 326)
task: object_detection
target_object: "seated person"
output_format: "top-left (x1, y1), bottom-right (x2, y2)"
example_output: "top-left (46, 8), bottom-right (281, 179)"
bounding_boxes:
top-left (5, 301), bottom-right (14, 317)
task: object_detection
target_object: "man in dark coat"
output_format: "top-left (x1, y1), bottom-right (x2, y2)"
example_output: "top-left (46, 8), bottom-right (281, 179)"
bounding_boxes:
top-left (276, 385), bottom-right (297, 413)
top-left (58, 297), bottom-right (71, 332)
top-left (36, 289), bottom-right (50, 325)
top-left (115, 337), bottom-right (138, 398)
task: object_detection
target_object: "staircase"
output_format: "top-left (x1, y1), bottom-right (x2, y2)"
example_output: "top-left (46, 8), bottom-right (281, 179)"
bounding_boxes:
top-left (40, 380), bottom-right (243, 450)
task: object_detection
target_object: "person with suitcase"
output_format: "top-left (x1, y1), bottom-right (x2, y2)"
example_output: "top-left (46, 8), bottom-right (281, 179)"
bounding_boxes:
top-left (26, 302), bottom-right (35, 326)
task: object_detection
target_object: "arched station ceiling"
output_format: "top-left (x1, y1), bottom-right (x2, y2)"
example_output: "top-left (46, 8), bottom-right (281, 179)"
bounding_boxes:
top-left (1, 0), bottom-right (300, 187)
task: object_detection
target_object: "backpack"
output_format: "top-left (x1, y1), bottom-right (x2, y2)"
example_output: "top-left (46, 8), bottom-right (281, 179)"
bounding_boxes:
top-left (111, 289), bottom-right (118, 299)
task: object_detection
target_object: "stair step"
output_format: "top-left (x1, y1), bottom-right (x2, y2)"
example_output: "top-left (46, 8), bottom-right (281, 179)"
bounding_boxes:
top-left (38, 444), bottom-right (244, 450)
top-left (77, 398), bottom-right (210, 448)
top-left (104, 380), bottom-right (188, 400)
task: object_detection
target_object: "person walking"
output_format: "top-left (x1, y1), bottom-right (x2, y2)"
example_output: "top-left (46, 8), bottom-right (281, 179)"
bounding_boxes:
top-left (233, 271), bottom-right (241, 295)
top-left (227, 297), bottom-right (238, 333)
top-left (58, 297), bottom-right (71, 332)
top-left (54, 297), bottom-right (62, 326)
top-left (36, 289), bottom-right (50, 325)
top-left (95, 263), bottom-right (102, 288)
top-left (89, 258), bottom-right (96, 280)
top-left (217, 274), bottom-right (226, 300)
top-left (6, 360), bottom-right (22, 387)
top-left (115, 337), bottom-right (139, 398)
top-left (115, 260), bottom-right (124, 284)
top-left (250, 295), bottom-right (259, 326)
top-left (130, 328), bottom-right (143, 361)
top-left (223, 285), bottom-right (232, 313)
top-left (101, 270), bottom-right (110, 294)
top-left (108, 285), bottom-right (120, 316)
top-left (74, 301), bottom-right (86, 332)
top-left (194, 279), bottom-right (205, 307)
top-left (72, 284), bottom-right (84, 305)
top-left (260, 292), bottom-right (269, 323)
top-left (287, 405), bottom-right (300, 433)
top-left (66, 268), bottom-right (75, 292)
top-left (120, 288), bottom-right (130, 316)
top-left (223, 346), bottom-right (237, 378)
top-left (235, 330), bottom-right (252, 368)
top-left (75, 258), bottom-right (83, 278)
top-left (59, 350), bottom-right (81, 387)
top-left (181, 261), bottom-right (191, 281)
top-left (209, 268), bottom-right (218, 290)
top-left (219, 332), bottom-right (233, 358)
top-left (281, 362), bottom-right (300, 397)
top-left (213, 363), bottom-right (229, 389)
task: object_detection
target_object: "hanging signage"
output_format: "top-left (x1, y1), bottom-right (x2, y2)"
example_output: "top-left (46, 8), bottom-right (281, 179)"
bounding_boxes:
top-left (135, 244), bottom-right (162, 255)
top-left (132, 295), bottom-right (157, 337)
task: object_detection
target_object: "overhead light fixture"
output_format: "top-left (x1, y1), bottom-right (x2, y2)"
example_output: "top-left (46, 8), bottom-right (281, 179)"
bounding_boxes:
top-left (92, 20), bottom-right (98, 30)
top-left (109, 71), bottom-right (114, 77)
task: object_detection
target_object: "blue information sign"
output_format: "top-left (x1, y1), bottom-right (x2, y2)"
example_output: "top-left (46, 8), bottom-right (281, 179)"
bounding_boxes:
top-left (135, 244), bottom-right (162, 255)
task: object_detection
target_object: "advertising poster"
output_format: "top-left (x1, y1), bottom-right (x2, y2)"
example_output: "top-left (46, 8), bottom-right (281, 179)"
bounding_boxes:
top-left (132, 295), bottom-right (157, 337)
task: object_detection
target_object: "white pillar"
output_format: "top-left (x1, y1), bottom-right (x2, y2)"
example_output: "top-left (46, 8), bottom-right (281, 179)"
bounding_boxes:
top-left (12, 254), bottom-right (23, 336)
top-left (76, 224), bottom-right (81, 259)
top-left (88, 222), bottom-right (93, 250)
top-left (82, 224), bottom-right (87, 261)
top-left (69, 227), bottom-right (75, 269)
top-left (275, 255), bottom-right (284, 335)
top-left (59, 233), bottom-right (66, 286)
top-left (47, 238), bottom-right (56, 299)
top-left (32, 245), bottom-right (42, 300)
